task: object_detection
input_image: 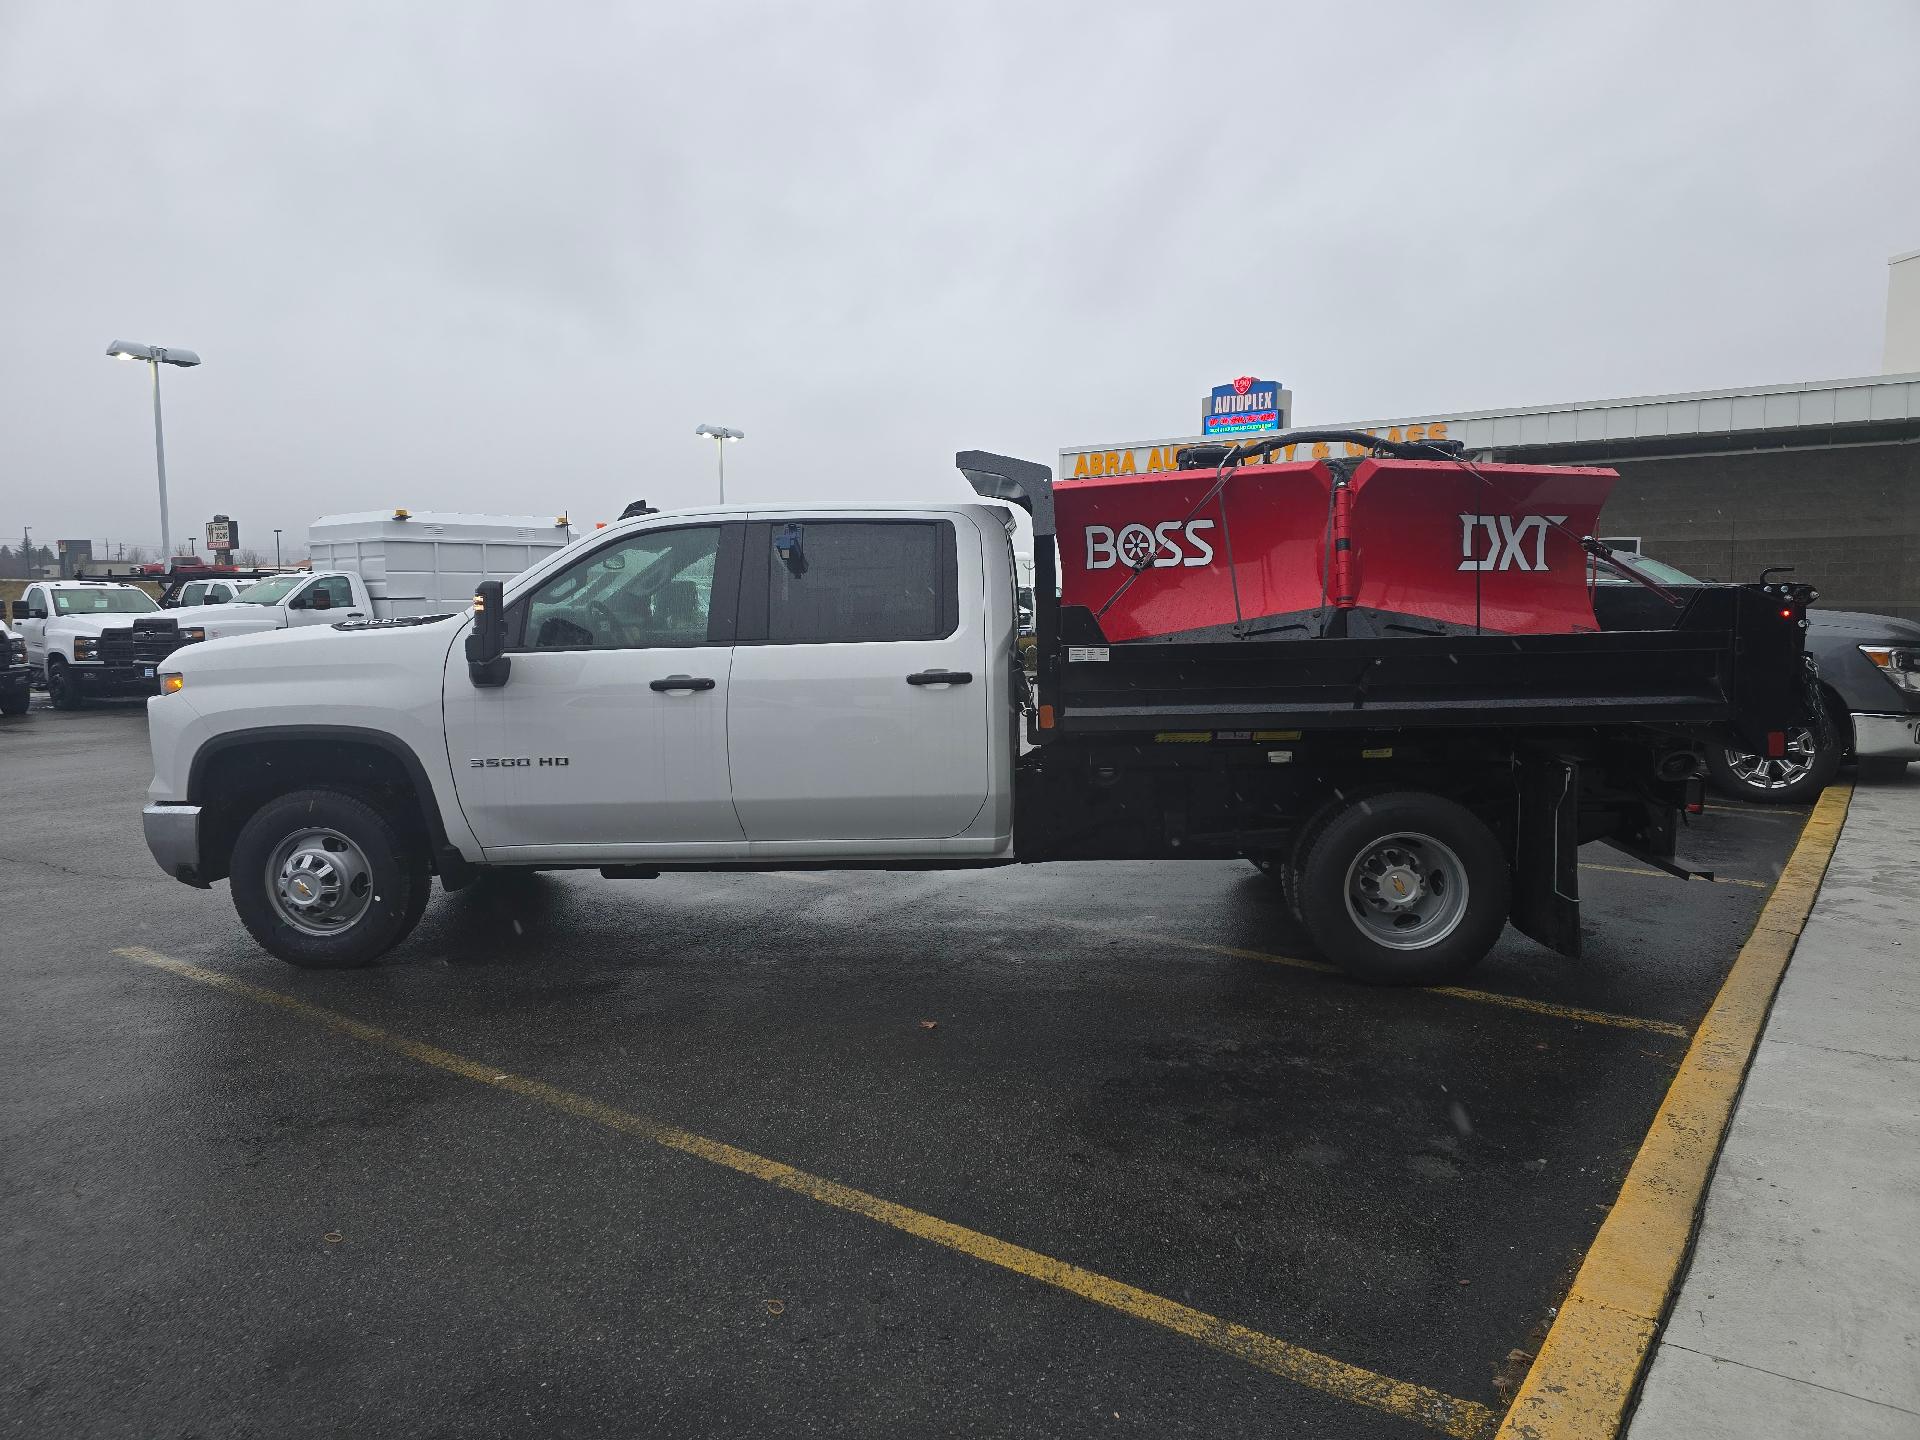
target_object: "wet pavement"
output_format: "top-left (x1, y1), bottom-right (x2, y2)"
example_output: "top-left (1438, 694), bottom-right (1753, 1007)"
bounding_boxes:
top-left (2, 699), bottom-right (1820, 1438)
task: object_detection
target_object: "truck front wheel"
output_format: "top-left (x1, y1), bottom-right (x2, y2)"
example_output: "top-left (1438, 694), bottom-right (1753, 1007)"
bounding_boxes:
top-left (1297, 792), bottom-right (1509, 985)
top-left (46, 658), bottom-right (83, 710)
top-left (230, 789), bottom-right (431, 968)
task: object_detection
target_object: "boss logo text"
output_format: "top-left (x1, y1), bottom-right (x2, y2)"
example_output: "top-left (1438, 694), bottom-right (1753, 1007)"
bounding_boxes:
top-left (1085, 520), bottom-right (1217, 571)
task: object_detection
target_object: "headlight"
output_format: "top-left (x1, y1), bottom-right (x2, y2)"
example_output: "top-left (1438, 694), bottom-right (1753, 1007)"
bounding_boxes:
top-left (8, 638), bottom-right (22, 664)
top-left (73, 636), bottom-right (98, 660)
top-left (160, 673), bottom-right (186, 695)
top-left (181, 627), bottom-right (206, 643)
top-left (1859, 646), bottom-right (1920, 695)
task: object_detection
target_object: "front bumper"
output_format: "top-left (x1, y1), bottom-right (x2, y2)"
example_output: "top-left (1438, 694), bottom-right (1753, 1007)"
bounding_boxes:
top-left (1853, 713), bottom-right (1920, 761)
top-left (143, 803), bottom-right (208, 886)
top-left (73, 661), bottom-right (165, 695)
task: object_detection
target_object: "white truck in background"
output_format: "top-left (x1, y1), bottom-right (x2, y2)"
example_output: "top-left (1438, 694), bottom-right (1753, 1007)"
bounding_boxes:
top-left (79, 512), bottom-right (574, 702)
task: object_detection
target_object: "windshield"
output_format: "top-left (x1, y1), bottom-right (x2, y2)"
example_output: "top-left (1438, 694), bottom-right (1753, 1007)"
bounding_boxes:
top-left (53, 588), bottom-right (158, 616)
top-left (235, 575), bottom-right (305, 604)
top-left (1593, 554), bottom-right (1701, 586)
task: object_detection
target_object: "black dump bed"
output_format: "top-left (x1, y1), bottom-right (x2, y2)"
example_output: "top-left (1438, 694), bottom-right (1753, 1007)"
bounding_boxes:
top-left (959, 447), bottom-right (1816, 749)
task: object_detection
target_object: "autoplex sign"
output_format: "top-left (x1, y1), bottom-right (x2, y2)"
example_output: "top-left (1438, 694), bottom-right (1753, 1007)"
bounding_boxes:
top-left (1060, 419), bottom-right (1456, 480)
top-left (1201, 377), bottom-right (1289, 437)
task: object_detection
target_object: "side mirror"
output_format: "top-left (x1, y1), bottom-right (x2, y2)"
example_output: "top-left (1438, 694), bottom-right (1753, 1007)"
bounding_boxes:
top-left (8, 601), bottom-right (28, 621)
top-left (466, 580), bottom-right (511, 687)
top-left (286, 594), bottom-right (308, 610)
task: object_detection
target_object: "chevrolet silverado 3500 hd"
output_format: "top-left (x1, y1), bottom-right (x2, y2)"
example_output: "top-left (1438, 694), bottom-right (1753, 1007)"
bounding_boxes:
top-left (141, 441), bottom-right (1816, 983)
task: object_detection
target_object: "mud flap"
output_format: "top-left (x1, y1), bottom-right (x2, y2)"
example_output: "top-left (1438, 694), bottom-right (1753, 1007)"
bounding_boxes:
top-left (1511, 753), bottom-right (1582, 959)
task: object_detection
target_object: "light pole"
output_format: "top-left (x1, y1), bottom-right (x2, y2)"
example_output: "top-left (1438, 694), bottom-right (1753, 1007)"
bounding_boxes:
top-left (106, 340), bottom-right (201, 563)
top-left (273, 529), bottom-right (283, 570)
top-left (694, 424), bottom-right (744, 503)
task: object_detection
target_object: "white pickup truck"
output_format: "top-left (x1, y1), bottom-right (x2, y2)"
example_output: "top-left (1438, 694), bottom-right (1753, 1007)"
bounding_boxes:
top-left (140, 448), bottom-right (1814, 984)
top-left (160, 570), bottom-right (376, 642)
top-left (14, 580), bottom-right (184, 709)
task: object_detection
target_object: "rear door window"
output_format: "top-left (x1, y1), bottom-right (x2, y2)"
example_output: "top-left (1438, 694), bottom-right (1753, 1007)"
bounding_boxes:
top-left (752, 521), bottom-right (957, 644)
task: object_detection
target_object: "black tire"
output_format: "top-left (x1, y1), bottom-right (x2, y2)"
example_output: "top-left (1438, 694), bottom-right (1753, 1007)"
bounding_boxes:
top-left (0, 685), bottom-right (26, 716)
top-left (46, 658), bottom-right (83, 711)
top-left (229, 788), bottom-right (431, 968)
top-left (1296, 792), bottom-right (1510, 985)
top-left (1705, 724), bottom-right (1839, 805)
top-left (1246, 796), bottom-right (1348, 928)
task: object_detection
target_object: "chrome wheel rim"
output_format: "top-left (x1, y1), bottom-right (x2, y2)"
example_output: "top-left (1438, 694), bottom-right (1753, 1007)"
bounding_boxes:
top-left (266, 827), bottom-right (374, 936)
top-left (1344, 830), bottom-right (1470, 951)
top-left (1725, 727), bottom-right (1817, 791)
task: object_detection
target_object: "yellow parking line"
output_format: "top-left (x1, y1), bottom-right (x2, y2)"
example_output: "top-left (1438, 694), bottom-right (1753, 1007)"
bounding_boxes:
top-left (1577, 862), bottom-right (1771, 891)
top-left (1051, 922), bottom-right (1691, 1040)
top-left (1494, 784), bottom-right (1851, 1439)
top-left (111, 945), bottom-right (1496, 1439)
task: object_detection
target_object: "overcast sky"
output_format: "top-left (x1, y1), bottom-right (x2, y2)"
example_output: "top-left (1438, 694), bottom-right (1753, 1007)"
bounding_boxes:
top-left (3, 1), bottom-right (1918, 557)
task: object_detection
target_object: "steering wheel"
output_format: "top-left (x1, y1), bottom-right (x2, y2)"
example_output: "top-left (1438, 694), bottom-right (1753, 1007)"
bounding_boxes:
top-left (586, 599), bottom-right (631, 648)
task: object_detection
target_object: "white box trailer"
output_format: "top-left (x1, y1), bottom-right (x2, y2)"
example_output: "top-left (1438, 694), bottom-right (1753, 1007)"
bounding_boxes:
top-left (306, 510), bottom-right (574, 619)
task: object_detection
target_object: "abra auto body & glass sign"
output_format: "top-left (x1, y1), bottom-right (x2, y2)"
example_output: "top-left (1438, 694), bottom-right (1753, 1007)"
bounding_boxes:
top-left (1202, 377), bottom-right (1289, 437)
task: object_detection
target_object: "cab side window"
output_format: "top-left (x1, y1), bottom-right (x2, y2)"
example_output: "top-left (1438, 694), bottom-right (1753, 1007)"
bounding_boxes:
top-left (306, 576), bottom-right (353, 608)
top-left (522, 526), bottom-right (723, 651)
top-left (25, 586), bottom-right (46, 618)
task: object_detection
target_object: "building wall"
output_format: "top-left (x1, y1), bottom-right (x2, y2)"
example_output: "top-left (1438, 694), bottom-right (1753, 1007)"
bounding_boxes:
top-left (1886, 250), bottom-right (1920, 374)
top-left (1593, 442), bottom-right (1920, 617)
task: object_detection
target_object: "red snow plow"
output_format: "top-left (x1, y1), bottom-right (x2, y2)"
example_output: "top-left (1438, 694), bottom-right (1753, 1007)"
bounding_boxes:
top-left (1056, 452), bottom-right (1618, 643)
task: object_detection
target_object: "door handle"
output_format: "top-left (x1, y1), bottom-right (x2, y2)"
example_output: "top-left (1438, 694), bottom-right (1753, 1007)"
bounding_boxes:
top-left (650, 674), bottom-right (717, 692)
top-left (906, 670), bottom-right (973, 686)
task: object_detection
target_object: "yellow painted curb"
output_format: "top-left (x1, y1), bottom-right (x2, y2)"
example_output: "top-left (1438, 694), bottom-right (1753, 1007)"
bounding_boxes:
top-left (1495, 783), bottom-right (1853, 1440)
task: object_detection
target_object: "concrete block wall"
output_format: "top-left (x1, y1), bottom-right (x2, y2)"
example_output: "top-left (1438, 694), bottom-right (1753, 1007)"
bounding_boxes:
top-left (1594, 443), bottom-right (1920, 618)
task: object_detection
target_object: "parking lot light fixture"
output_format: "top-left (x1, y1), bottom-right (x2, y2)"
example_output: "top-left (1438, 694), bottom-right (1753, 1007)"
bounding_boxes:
top-left (106, 340), bottom-right (203, 562)
top-left (694, 424), bottom-right (744, 503)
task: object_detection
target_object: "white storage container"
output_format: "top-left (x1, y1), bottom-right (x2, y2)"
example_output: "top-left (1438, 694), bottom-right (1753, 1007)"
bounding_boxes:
top-left (306, 511), bottom-right (574, 618)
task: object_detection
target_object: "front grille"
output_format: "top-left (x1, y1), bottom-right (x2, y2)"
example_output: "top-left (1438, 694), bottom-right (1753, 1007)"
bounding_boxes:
top-left (99, 622), bottom-right (188, 665)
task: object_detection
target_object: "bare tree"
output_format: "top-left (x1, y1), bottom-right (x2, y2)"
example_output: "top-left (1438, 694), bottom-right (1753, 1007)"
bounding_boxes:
top-left (175, 538), bottom-right (198, 556)
top-left (126, 545), bottom-right (148, 563)
top-left (237, 548), bottom-right (260, 567)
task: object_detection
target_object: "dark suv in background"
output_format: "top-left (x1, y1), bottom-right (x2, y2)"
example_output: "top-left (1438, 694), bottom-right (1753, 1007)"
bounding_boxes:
top-left (1596, 555), bottom-right (1920, 802)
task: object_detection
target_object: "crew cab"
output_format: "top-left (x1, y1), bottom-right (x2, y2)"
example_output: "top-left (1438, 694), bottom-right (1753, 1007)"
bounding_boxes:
top-left (1, 618), bottom-right (29, 716)
top-left (12, 581), bottom-right (182, 709)
top-left (141, 443), bottom-right (1814, 983)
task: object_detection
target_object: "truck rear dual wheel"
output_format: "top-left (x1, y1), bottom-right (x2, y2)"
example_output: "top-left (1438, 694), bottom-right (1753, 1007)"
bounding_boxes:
top-left (1296, 792), bottom-right (1509, 986)
top-left (230, 789), bottom-right (432, 968)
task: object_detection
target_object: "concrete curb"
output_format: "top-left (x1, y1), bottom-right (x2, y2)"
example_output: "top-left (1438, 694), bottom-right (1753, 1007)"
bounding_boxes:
top-left (1493, 784), bottom-right (1854, 1440)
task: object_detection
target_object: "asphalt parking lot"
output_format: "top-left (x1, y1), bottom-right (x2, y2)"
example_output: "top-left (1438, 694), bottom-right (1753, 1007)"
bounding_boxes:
top-left (2, 698), bottom-right (1830, 1438)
